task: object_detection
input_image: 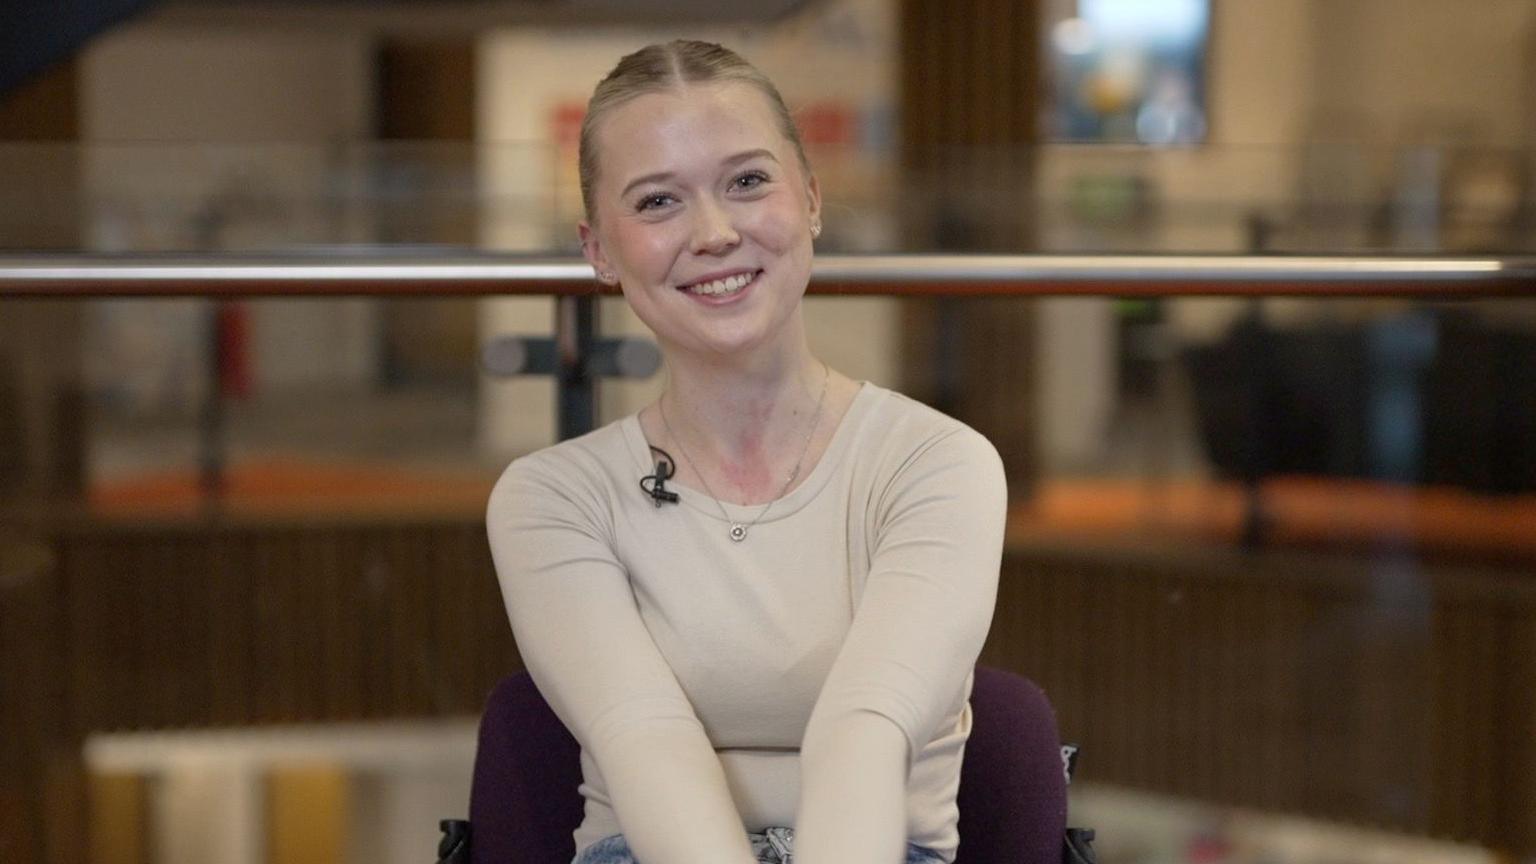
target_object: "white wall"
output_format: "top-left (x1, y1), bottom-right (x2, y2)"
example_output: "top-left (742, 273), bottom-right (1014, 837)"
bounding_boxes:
top-left (81, 28), bottom-right (374, 142)
top-left (79, 27), bottom-right (382, 399)
top-left (1311, 0), bottom-right (1536, 146)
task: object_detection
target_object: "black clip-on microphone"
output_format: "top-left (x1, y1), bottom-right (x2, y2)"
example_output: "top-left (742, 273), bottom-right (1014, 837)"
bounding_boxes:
top-left (640, 446), bottom-right (680, 507)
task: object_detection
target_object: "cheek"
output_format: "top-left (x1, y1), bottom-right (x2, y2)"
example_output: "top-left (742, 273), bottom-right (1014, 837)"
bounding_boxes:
top-left (744, 203), bottom-right (805, 251)
top-left (612, 223), bottom-right (685, 275)
top-left (619, 283), bottom-right (668, 334)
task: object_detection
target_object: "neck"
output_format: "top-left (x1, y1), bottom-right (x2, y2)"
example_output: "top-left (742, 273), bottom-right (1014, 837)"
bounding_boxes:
top-left (660, 338), bottom-right (825, 465)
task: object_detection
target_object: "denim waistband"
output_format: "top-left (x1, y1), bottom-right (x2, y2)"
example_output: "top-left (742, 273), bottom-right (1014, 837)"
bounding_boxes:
top-left (575, 827), bottom-right (946, 864)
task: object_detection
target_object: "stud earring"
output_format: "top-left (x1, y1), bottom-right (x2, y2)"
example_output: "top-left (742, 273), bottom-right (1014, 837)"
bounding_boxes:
top-left (810, 221), bottom-right (822, 239)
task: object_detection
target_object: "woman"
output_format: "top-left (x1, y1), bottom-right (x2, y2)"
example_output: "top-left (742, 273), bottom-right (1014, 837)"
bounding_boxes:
top-left (486, 40), bottom-right (1006, 864)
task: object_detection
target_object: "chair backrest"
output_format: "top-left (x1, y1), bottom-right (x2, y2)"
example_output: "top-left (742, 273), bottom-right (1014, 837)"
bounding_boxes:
top-left (467, 666), bottom-right (1067, 864)
top-left (954, 666), bottom-right (1068, 864)
top-left (467, 673), bottom-right (583, 864)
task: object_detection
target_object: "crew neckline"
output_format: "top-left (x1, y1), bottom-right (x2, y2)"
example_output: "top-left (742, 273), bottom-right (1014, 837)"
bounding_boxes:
top-left (622, 380), bottom-right (882, 525)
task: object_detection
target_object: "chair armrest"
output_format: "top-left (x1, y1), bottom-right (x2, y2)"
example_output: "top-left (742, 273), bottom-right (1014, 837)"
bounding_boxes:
top-left (1059, 743), bottom-right (1097, 864)
top-left (436, 819), bottom-right (471, 864)
top-left (1063, 827), bottom-right (1098, 864)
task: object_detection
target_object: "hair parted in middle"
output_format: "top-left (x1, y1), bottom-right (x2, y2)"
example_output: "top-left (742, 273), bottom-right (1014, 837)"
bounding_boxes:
top-left (578, 39), bottom-right (812, 224)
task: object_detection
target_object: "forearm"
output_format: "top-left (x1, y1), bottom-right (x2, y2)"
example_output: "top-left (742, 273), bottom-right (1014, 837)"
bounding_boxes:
top-left (489, 464), bottom-right (757, 864)
top-left (793, 712), bottom-right (910, 864)
top-left (599, 723), bottom-right (758, 864)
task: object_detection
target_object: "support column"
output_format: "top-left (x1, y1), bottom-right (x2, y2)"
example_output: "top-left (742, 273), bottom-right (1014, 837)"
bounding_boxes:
top-left (0, 56), bottom-right (86, 864)
top-left (898, 0), bottom-right (1042, 493)
top-left (0, 58), bottom-right (86, 506)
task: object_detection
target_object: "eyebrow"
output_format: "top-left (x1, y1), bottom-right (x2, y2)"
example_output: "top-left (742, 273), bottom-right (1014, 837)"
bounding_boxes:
top-left (618, 149), bottom-right (782, 200)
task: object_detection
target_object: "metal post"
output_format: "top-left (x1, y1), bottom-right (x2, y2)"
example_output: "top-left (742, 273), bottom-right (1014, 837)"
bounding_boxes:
top-left (200, 300), bottom-right (226, 506)
top-left (556, 295), bottom-right (598, 440)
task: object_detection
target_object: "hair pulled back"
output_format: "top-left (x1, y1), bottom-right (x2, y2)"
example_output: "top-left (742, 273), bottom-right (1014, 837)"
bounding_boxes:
top-left (579, 40), bottom-right (810, 223)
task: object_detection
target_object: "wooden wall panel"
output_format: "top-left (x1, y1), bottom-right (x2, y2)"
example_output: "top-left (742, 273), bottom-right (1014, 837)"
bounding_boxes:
top-left (50, 519), bottom-right (521, 728)
top-left (0, 532), bottom-right (69, 864)
top-left (374, 39), bottom-right (481, 385)
top-left (985, 540), bottom-right (1536, 856)
top-left (4, 516), bottom-right (1534, 859)
top-left (1505, 603), bottom-right (1536, 853)
top-left (898, 0), bottom-right (1042, 492)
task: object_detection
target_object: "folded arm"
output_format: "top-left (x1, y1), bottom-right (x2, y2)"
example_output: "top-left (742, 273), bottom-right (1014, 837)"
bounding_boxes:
top-left (488, 461), bottom-right (757, 864)
top-left (793, 428), bottom-right (1007, 864)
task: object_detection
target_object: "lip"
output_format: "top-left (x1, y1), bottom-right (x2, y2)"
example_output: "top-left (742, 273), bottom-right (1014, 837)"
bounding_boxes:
top-left (676, 268), bottom-right (761, 305)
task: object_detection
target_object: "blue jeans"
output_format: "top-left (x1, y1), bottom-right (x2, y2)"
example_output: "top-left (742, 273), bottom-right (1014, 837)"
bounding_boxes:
top-left (574, 827), bottom-right (946, 864)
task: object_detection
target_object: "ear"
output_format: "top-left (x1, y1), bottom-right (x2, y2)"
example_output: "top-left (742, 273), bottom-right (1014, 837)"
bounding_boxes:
top-left (805, 173), bottom-right (823, 226)
top-left (578, 220), bottom-right (617, 285)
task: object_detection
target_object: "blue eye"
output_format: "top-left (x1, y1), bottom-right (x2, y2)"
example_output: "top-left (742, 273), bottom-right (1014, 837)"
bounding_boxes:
top-left (733, 170), bottom-right (769, 191)
top-left (636, 192), bottom-right (676, 212)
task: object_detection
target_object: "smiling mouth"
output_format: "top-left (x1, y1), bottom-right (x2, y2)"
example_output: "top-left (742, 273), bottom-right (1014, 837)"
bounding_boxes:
top-left (679, 270), bottom-right (760, 298)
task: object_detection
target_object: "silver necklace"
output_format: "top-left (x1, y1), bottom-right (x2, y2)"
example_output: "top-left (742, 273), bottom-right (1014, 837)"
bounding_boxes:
top-left (659, 363), bottom-right (829, 542)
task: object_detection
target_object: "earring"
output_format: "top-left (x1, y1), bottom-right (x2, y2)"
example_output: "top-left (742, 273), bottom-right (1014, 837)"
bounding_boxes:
top-left (810, 221), bottom-right (822, 239)
top-left (598, 271), bottom-right (616, 284)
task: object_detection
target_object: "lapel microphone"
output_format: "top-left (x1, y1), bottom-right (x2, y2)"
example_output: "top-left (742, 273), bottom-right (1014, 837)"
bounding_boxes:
top-left (640, 446), bottom-right (680, 507)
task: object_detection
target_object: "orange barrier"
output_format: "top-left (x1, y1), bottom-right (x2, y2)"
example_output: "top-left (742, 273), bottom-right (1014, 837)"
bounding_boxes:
top-left (87, 461), bottom-right (1536, 565)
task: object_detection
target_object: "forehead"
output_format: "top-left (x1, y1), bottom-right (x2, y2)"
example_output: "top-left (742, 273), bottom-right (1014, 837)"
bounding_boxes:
top-left (592, 82), bottom-right (793, 185)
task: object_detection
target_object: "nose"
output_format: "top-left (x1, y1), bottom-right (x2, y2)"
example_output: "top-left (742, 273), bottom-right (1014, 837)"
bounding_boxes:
top-left (689, 199), bottom-right (739, 255)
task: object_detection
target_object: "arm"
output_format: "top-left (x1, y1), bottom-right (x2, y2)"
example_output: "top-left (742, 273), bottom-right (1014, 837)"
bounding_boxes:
top-left (487, 461), bottom-right (757, 864)
top-left (793, 428), bottom-right (1007, 864)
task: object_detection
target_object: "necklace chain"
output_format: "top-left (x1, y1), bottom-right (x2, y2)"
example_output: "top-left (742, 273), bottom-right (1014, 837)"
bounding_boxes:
top-left (659, 362), bottom-right (830, 542)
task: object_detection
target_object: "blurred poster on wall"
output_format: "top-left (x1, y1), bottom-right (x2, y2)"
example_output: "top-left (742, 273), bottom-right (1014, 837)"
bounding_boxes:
top-left (1047, 0), bottom-right (1209, 145)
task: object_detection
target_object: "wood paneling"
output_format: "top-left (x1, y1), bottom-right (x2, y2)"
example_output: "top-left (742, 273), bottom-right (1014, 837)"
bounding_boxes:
top-left (0, 59), bottom-right (78, 141)
top-left (2, 516), bottom-right (514, 864)
top-left (0, 59), bottom-right (82, 255)
top-left (984, 540), bottom-right (1536, 855)
top-left (898, 0), bottom-right (1038, 245)
top-left (376, 41), bottom-right (474, 142)
top-left (0, 530), bottom-right (72, 864)
top-left (53, 519), bottom-right (515, 733)
top-left (3, 516), bottom-right (1534, 859)
top-left (898, 0), bottom-right (1042, 491)
top-left (374, 40), bottom-right (482, 384)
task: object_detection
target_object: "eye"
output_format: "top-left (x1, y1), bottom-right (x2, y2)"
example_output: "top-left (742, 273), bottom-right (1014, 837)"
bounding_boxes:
top-left (635, 192), bottom-right (677, 213)
top-left (731, 170), bottom-right (770, 192)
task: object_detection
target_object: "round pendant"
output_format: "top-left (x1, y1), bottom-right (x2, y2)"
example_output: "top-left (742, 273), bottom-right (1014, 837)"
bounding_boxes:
top-left (729, 523), bottom-right (748, 542)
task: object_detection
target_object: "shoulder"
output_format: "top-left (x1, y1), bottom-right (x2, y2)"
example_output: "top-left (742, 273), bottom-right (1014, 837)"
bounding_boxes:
top-left (487, 417), bottom-right (635, 524)
top-left (839, 385), bottom-right (1006, 517)
top-left (861, 385), bottom-right (1004, 478)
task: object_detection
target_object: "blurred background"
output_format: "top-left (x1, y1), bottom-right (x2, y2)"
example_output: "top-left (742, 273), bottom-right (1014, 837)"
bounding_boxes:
top-left (2, 1), bottom-right (1535, 863)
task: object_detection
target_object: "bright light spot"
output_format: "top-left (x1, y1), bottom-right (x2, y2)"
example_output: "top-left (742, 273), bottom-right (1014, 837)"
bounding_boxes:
top-left (1052, 18), bottom-right (1098, 56)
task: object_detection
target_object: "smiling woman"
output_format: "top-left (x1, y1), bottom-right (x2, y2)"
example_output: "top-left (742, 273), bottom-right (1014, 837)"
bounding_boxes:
top-left (485, 40), bottom-right (1035, 864)
top-left (578, 79), bottom-right (821, 365)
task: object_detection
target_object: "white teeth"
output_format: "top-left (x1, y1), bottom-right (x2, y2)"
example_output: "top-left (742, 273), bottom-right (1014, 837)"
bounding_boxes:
top-left (686, 272), bottom-right (753, 296)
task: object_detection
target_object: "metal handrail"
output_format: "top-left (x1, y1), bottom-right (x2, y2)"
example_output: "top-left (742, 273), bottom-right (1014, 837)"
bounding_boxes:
top-left (2, 253), bottom-right (1535, 297)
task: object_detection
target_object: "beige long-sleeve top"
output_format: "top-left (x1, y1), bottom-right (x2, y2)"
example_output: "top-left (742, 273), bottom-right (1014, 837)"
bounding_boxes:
top-left (486, 382), bottom-right (1006, 863)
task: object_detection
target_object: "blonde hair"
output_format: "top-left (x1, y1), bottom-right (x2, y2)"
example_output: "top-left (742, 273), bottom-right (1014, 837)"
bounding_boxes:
top-left (578, 40), bottom-right (811, 223)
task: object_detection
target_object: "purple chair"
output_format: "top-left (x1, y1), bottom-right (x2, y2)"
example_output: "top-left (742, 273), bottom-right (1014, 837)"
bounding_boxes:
top-left (441, 666), bottom-right (1081, 864)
